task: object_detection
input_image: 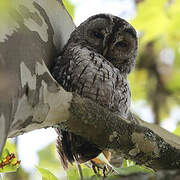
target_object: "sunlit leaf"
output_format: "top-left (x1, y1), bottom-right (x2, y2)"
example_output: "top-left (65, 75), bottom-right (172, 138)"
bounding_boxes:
top-left (81, 166), bottom-right (95, 178)
top-left (131, 0), bottom-right (169, 44)
top-left (166, 0), bottom-right (180, 47)
top-left (3, 140), bottom-right (17, 154)
top-left (67, 164), bottom-right (95, 180)
top-left (0, 141), bottom-right (20, 173)
top-left (36, 166), bottom-right (58, 180)
top-left (67, 166), bottom-right (80, 180)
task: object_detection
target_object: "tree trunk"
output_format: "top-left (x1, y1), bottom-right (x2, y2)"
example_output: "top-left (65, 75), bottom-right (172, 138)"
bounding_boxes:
top-left (0, 0), bottom-right (75, 154)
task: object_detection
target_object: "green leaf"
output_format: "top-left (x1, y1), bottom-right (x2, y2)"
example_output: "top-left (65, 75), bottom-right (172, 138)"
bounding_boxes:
top-left (36, 166), bottom-right (58, 180)
top-left (67, 166), bottom-right (80, 180)
top-left (4, 140), bottom-right (17, 154)
top-left (166, 0), bottom-right (180, 46)
top-left (0, 141), bottom-right (20, 173)
top-left (0, 151), bottom-right (20, 173)
top-left (131, 0), bottom-right (169, 44)
top-left (81, 165), bottom-right (95, 178)
top-left (67, 164), bottom-right (95, 180)
top-left (0, 148), bottom-right (9, 161)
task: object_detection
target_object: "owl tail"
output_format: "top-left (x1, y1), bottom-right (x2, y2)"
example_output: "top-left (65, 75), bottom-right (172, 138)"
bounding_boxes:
top-left (56, 128), bottom-right (73, 169)
top-left (55, 128), bottom-right (102, 169)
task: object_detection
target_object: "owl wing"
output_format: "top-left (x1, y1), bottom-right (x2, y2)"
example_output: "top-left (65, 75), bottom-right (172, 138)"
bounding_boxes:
top-left (113, 76), bottom-right (131, 118)
top-left (52, 46), bottom-right (129, 114)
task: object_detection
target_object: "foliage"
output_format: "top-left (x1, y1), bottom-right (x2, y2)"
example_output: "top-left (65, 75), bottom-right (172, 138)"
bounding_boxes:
top-left (0, 141), bottom-right (20, 173)
top-left (130, 0), bottom-right (180, 124)
top-left (38, 149), bottom-right (154, 179)
top-left (67, 165), bottom-right (95, 180)
top-left (132, 0), bottom-right (180, 47)
top-left (36, 166), bottom-right (58, 180)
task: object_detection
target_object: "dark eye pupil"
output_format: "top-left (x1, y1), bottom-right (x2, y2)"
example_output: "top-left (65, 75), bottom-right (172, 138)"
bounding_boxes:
top-left (115, 41), bottom-right (128, 48)
top-left (93, 31), bottom-right (104, 39)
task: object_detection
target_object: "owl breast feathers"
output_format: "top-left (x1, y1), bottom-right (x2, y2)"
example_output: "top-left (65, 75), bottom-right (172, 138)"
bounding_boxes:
top-left (51, 13), bottom-right (137, 169)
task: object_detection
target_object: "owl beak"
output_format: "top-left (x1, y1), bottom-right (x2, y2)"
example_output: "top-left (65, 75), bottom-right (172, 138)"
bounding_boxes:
top-left (103, 34), bottom-right (109, 56)
top-left (103, 46), bottom-right (108, 56)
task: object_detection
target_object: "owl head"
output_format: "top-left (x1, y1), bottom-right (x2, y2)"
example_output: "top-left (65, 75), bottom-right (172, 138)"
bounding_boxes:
top-left (69, 14), bottom-right (138, 74)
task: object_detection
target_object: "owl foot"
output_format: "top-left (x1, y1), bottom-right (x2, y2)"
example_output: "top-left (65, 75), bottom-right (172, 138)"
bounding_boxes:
top-left (91, 160), bottom-right (112, 177)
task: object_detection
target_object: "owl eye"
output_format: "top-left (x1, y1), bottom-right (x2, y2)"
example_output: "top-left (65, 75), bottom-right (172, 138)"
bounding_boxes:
top-left (93, 31), bottom-right (104, 39)
top-left (115, 41), bottom-right (128, 48)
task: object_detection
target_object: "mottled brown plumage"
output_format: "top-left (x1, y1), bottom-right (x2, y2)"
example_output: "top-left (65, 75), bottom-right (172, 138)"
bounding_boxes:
top-left (51, 14), bottom-right (137, 169)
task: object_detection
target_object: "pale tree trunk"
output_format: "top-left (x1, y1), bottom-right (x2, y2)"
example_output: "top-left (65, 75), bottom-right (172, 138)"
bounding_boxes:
top-left (0, 0), bottom-right (75, 153)
top-left (1, 0), bottom-right (180, 177)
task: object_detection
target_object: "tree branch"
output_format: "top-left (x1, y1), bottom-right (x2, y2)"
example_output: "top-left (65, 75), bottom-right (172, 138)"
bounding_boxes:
top-left (7, 90), bottom-right (180, 170)
top-left (59, 94), bottom-right (180, 170)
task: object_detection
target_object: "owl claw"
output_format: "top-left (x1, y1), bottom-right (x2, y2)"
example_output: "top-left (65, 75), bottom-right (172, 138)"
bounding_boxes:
top-left (91, 160), bottom-right (112, 177)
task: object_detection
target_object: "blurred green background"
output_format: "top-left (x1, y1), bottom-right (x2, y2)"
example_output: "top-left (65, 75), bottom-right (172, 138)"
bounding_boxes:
top-left (1, 0), bottom-right (180, 179)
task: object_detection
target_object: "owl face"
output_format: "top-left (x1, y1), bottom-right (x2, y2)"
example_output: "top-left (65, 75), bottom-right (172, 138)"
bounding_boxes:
top-left (70, 14), bottom-right (138, 73)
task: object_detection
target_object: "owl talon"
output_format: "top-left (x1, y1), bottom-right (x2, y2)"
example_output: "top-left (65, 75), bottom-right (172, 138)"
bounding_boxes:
top-left (91, 160), bottom-right (110, 177)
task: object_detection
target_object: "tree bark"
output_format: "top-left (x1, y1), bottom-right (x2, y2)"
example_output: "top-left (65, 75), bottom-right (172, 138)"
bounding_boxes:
top-left (1, 0), bottom-right (180, 173)
top-left (0, 0), bottom-right (75, 154)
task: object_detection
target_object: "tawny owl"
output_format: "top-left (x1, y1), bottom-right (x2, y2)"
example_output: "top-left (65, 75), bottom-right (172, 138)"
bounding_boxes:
top-left (51, 14), bottom-right (137, 169)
